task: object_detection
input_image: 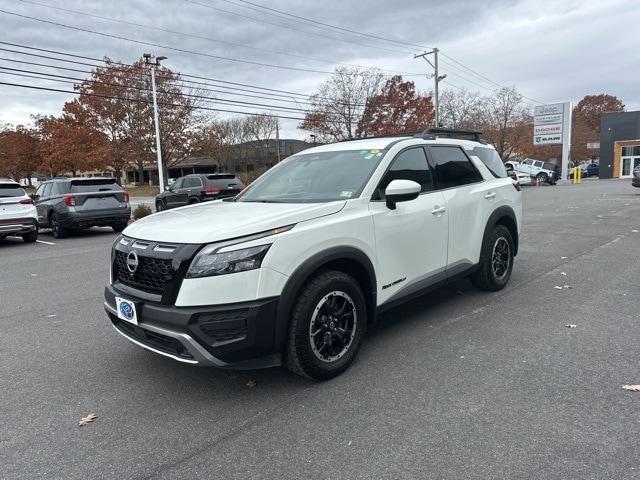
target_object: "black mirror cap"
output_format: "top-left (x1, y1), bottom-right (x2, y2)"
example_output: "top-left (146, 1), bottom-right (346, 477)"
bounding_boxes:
top-left (385, 190), bottom-right (420, 210)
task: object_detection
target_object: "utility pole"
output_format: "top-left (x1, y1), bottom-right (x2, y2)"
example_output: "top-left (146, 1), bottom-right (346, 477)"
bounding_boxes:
top-left (414, 48), bottom-right (447, 127)
top-left (144, 53), bottom-right (167, 193)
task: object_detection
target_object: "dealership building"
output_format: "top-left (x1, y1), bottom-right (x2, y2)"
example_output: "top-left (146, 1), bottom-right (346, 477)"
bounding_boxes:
top-left (599, 110), bottom-right (640, 179)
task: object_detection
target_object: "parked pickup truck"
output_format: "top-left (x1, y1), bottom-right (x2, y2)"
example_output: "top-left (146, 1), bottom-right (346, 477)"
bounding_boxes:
top-left (512, 159), bottom-right (559, 185)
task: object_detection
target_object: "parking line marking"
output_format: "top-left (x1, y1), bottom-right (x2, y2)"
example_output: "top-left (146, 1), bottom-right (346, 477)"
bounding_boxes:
top-left (36, 240), bottom-right (55, 245)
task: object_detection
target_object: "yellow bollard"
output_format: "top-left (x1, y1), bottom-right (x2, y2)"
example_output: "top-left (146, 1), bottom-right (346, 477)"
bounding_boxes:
top-left (578, 166), bottom-right (582, 184)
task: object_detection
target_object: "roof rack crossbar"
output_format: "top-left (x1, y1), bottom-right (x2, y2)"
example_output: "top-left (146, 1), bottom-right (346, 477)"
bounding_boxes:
top-left (415, 128), bottom-right (487, 144)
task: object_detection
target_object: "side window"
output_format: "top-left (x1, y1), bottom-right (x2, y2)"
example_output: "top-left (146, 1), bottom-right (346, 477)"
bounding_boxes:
top-left (534, 161), bottom-right (544, 168)
top-left (34, 184), bottom-right (44, 197)
top-left (41, 183), bottom-right (52, 198)
top-left (429, 146), bottom-right (483, 189)
top-left (522, 159), bottom-right (532, 165)
top-left (172, 178), bottom-right (184, 190)
top-left (377, 147), bottom-right (433, 197)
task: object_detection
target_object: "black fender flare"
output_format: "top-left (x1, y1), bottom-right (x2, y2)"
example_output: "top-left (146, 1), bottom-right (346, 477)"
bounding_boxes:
top-left (274, 246), bottom-right (377, 352)
top-left (483, 206), bottom-right (519, 255)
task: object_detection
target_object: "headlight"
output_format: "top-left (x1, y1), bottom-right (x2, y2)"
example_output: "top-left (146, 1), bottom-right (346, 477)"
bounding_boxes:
top-left (186, 244), bottom-right (271, 278)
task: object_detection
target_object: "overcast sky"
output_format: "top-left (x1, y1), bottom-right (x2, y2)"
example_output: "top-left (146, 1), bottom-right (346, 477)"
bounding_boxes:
top-left (0, 0), bottom-right (638, 139)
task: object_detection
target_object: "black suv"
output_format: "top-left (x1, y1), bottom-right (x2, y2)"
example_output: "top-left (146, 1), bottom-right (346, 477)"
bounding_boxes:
top-left (155, 174), bottom-right (245, 211)
top-left (33, 177), bottom-right (131, 238)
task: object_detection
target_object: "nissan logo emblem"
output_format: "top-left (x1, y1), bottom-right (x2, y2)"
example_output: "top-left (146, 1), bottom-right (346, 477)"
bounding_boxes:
top-left (126, 250), bottom-right (139, 274)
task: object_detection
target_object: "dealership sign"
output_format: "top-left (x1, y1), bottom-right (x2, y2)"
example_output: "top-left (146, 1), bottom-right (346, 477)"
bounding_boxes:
top-left (533, 103), bottom-right (566, 146)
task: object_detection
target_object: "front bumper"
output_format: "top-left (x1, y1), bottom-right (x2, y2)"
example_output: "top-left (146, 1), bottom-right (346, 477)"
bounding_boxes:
top-left (0, 217), bottom-right (38, 235)
top-left (104, 284), bottom-right (281, 368)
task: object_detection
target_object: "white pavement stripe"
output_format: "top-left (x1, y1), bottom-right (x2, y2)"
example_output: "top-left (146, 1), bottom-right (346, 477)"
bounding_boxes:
top-left (36, 239), bottom-right (55, 245)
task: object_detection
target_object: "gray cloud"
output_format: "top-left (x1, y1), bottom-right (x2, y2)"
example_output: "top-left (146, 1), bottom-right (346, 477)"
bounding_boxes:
top-left (0, 0), bottom-right (638, 138)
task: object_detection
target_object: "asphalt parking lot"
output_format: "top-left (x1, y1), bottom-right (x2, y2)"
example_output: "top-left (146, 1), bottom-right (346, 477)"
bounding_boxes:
top-left (2, 179), bottom-right (640, 479)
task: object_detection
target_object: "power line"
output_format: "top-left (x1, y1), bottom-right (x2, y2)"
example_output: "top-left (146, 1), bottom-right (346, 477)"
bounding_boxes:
top-left (0, 66), bottom-right (350, 116)
top-left (15, 0), bottom-right (423, 77)
top-left (0, 8), bottom-right (358, 76)
top-left (0, 44), bottom-right (369, 108)
top-left (0, 80), bottom-right (309, 120)
top-left (182, 0), bottom-right (411, 56)
top-left (226, 0), bottom-right (430, 51)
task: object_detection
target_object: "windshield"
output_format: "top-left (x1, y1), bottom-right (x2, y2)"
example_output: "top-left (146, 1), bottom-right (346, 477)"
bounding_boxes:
top-left (236, 149), bottom-right (387, 203)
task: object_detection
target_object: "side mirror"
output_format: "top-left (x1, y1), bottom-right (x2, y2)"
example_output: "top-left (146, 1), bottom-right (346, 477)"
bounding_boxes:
top-left (384, 179), bottom-right (421, 210)
top-left (30, 194), bottom-right (38, 200)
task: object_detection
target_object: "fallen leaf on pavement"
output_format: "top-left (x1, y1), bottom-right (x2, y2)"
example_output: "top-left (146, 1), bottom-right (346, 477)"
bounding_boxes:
top-left (561, 256), bottom-right (568, 259)
top-left (554, 286), bottom-right (563, 290)
top-left (79, 413), bottom-right (97, 427)
top-left (560, 272), bottom-right (567, 276)
top-left (622, 385), bottom-right (640, 392)
top-left (347, 441), bottom-right (353, 447)
top-left (246, 380), bottom-right (256, 388)
top-left (46, 314), bottom-right (57, 318)
top-left (565, 324), bottom-right (577, 329)
top-left (563, 285), bottom-right (572, 289)
top-left (632, 230), bottom-right (639, 233)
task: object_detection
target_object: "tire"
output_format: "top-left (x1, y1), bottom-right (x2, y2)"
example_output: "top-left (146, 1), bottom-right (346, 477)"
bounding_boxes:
top-left (188, 198), bottom-right (199, 205)
top-left (537, 173), bottom-right (548, 185)
top-left (286, 270), bottom-right (366, 380)
top-left (156, 201), bottom-right (165, 212)
top-left (112, 223), bottom-right (127, 233)
top-left (471, 225), bottom-right (515, 292)
top-left (49, 212), bottom-right (68, 239)
top-left (22, 230), bottom-right (38, 243)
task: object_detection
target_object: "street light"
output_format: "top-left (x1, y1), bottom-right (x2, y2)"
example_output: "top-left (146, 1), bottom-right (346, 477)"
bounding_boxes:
top-left (144, 53), bottom-right (167, 193)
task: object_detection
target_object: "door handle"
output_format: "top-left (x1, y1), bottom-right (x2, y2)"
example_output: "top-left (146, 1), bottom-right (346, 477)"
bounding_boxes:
top-left (484, 192), bottom-right (496, 199)
top-left (431, 205), bottom-right (446, 215)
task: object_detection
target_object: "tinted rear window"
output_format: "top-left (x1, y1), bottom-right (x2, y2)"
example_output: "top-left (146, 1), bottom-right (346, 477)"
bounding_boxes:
top-left (206, 176), bottom-right (242, 187)
top-left (0, 183), bottom-right (26, 197)
top-left (471, 147), bottom-right (507, 178)
top-left (69, 179), bottom-right (122, 193)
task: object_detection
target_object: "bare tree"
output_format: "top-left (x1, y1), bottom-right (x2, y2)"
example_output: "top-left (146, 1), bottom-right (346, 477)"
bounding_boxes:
top-left (439, 88), bottom-right (483, 129)
top-left (480, 87), bottom-right (531, 160)
top-left (299, 67), bottom-right (385, 142)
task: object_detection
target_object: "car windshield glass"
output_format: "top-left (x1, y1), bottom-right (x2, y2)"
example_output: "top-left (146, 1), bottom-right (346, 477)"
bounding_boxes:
top-left (0, 183), bottom-right (25, 197)
top-left (236, 149), bottom-right (387, 203)
top-left (69, 179), bottom-right (122, 193)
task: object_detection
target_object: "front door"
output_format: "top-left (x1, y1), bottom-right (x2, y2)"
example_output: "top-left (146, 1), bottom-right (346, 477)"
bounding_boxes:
top-left (369, 147), bottom-right (448, 305)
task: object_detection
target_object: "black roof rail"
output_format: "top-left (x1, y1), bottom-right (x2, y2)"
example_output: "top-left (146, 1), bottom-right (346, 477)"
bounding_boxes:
top-left (338, 132), bottom-right (418, 143)
top-left (415, 128), bottom-right (487, 144)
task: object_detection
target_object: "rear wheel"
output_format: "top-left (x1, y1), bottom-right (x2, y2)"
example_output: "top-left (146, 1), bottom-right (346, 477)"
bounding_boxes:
top-left (471, 225), bottom-right (514, 291)
top-left (286, 270), bottom-right (366, 380)
top-left (49, 212), bottom-right (68, 239)
top-left (22, 230), bottom-right (38, 243)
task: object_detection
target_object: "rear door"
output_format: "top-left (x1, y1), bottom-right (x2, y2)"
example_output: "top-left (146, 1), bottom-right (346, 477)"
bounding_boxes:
top-left (369, 147), bottom-right (448, 305)
top-left (68, 179), bottom-right (128, 215)
top-left (182, 176), bottom-right (202, 202)
top-left (427, 145), bottom-right (487, 273)
top-left (0, 183), bottom-right (30, 222)
top-left (34, 183), bottom-right (52, 224)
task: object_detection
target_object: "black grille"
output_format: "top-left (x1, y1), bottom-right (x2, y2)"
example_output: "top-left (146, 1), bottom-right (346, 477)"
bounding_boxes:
top-left (114, 251), bottom-right (173, 294)
top-left (111, 316), bottom-right (194, 360)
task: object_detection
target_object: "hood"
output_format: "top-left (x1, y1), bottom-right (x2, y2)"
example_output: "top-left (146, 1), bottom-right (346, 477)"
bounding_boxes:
top-left (124, 200), bottom-right (346, 244)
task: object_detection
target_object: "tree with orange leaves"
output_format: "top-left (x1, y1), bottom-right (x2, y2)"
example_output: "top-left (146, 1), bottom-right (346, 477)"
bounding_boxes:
top-left (356, 76), bottom-right (435, 137)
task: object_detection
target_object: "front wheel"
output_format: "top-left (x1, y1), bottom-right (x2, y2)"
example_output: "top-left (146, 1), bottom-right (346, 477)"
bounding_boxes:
top-left (156, 201), bottom-right (165, 212)
top-left (471, 225), bottom-right (515, 291)
top-left (286, 270), bottom-right (366, 380)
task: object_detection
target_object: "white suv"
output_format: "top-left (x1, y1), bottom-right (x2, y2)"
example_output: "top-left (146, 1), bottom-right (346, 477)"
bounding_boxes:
top-left (104, 129), bottom-right (522, 380)
top-left (0, 179), bottom-right (39, 243)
